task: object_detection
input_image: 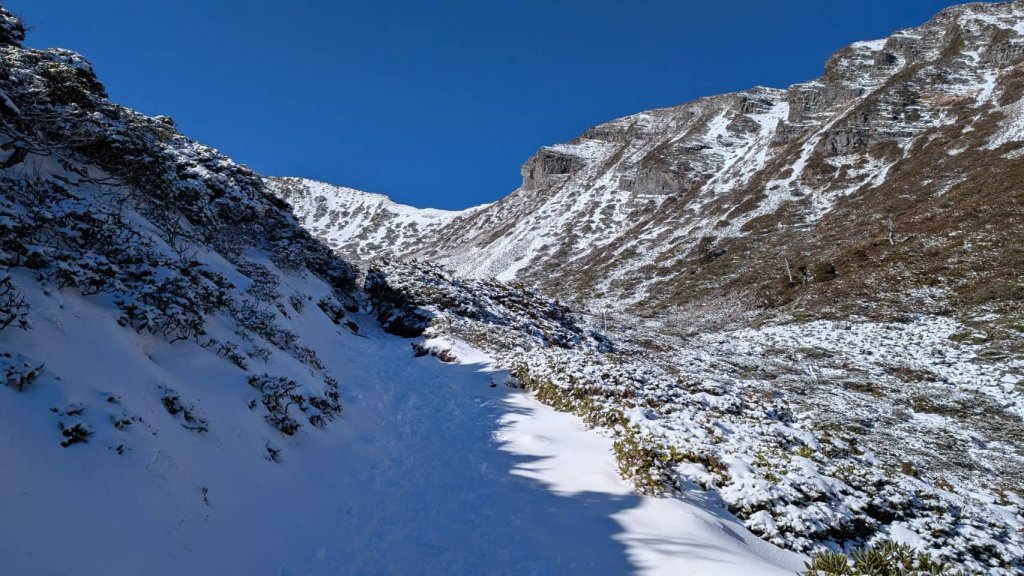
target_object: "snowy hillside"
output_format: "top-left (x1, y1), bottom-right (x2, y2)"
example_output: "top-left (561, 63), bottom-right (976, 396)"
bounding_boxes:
top-left (270, 2), bottom-right (1024, 574)
top-left (266, 177), bottom-right (479, 261)
top-left (0, 5), bottom-right (811, 575)
top-left (406, 1), bottom-right (1024, 324)
top-left (2, 283), bottom-right (805, 575)
top-left (4, 1), bottom-right (1024, 575)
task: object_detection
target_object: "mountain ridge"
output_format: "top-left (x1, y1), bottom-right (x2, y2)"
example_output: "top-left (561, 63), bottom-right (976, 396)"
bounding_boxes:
top-left (279, 0), bottom-right (1024, 337)
top-left (265, 176), bottom-right (486, 261)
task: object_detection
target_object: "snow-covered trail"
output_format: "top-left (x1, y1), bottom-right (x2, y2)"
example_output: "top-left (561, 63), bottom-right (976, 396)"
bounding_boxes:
top-left (0, 275), bottom-right (803, 575)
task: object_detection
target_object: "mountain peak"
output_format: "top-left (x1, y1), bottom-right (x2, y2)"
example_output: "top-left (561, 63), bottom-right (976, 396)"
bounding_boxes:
top-left (266, 176), bottom-right (479, 261)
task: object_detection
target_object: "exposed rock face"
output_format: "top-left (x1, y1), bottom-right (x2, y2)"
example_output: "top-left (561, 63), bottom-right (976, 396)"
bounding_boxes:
top-left (520, 148), bottom-right (584, 190)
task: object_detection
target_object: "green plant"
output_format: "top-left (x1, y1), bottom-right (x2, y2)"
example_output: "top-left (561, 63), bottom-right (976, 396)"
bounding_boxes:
top-left (802, 541), bottom-right (968, 575)
top-left (613, 426), bottom-right (681, 495)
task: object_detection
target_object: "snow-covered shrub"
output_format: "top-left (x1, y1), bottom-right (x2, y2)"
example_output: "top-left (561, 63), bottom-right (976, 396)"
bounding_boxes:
top-left (1, 352), bottom-right (42, 391)
top-left (317, 296), bottom-right (346, 324)
top-left (613, 426), bottom-right (685, 496)
top-left (0, 273), bottom-right (29, 330)
top-left (59, 422), bottom-right (91, 448)
top-left (119, 263), bottom-right (233, 343)
top-left (247, 373), bottom-right (342, 435)
top-left (247, 374), bottom-right (303, 435)
top-left (367, 259), bottom-right (590, 348)
top-left (246, 346), bottom-right (271, 364)
top-left (35, 52), bottom-right (106, 108)
top-left (237, 261), bottom-right (280, 305)
top-left (205, 338), bottom-right (248, 371)
top-left (0, 5), bottom-right (25, 45)
top-left (159, 388), bottom-right (209, 433)
top-left (307, 374), bottom-right (342, 427)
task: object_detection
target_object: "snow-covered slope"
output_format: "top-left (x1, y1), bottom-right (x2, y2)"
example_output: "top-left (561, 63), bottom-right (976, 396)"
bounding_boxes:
top-left (0, 5), bottom-right (808, 575)
top-left (368, 259), bottom-right (1024, 574)
top-left (266, 176), bottom-right (480, 261)
top-left (1, 283), bottom-right (804, 575)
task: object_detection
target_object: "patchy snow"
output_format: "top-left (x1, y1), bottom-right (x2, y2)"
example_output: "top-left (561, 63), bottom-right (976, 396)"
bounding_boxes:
top-left (729, 316), bottom-right (1024, 418)
top-left (990, 98), bottom-right (1024, 149)
top-left (966, 9), bottom-right (1024, 35)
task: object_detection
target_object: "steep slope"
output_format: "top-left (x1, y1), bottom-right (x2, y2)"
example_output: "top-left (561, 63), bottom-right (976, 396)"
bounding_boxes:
top-left (0, 6), bottom-right (808, 575)
top-left (266, 176), bottom-right (479, 261)
top-left (400, 1), bottom-right (1024, 332)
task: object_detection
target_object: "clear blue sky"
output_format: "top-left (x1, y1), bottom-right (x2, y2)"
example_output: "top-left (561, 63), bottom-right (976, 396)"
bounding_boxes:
top-left (7, 0), bottom-right (983, 209)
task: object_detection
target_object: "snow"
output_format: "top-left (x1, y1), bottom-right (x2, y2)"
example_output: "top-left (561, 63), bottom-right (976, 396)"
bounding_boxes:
top-left (729, 316), bottom-right (1024, 419)
top-left (967, 10), bottom-right (1024, 35)
top-left (265, 177), bottom-right (483, 260)
top-left (989, 98), bottom-right (1024, 150)
top-left (5, 1), bottom-right (1024, 572)
top-left (851, 39), bottom-right (887, 51)
top-left (497, 392), bottom-right (804, 576)
top-left (0, 270), bottom-right (803, 575)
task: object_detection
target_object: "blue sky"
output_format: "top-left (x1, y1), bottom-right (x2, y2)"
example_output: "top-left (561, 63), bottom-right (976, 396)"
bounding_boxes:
top-left (8, 0), bottom-right (982, 209)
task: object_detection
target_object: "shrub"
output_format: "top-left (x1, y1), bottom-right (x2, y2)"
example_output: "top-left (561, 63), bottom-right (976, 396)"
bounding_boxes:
top-left (237, 261), bottom-right (280, 305)
top-left (318, 296), bottom-right (346, 324)
top-left (613, 426), bottom-right (683, 496)
top-left (0, 274), bottom-right (30, 331)
top-left (247, 374), bottom-right (303, 435)
top-left (247, 373), bottom-right (342, 434)
top-left (214, 340), bottom-right (249, 370)
top-left (1, 352), bottom-right (43, 391)
top-left (59, 422), bottom-right (92, 447)
top-left (159, 389), bottom-right (209, 433)
top-left (802, 541), bottom-right (967, 575)
top-left (0, 7), bottom-right (26, 45)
